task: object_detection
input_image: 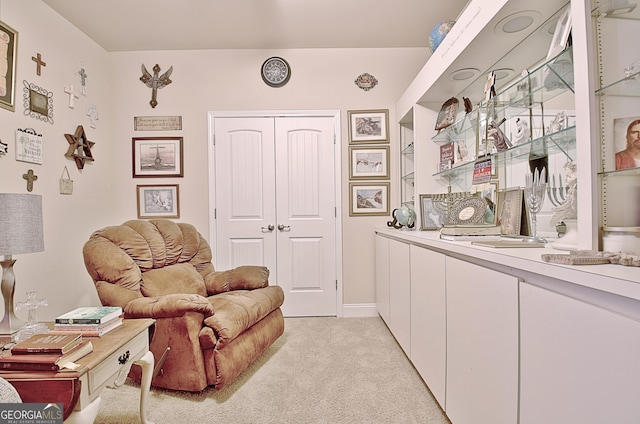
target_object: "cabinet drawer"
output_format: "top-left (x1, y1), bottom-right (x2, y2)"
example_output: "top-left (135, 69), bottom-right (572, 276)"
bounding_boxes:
top-left (88, 331), bottom-right (148, 395)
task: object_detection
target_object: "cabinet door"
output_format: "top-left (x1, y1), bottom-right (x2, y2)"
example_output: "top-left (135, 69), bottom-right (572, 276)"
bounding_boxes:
top-left (410, 245), bottom-right (446, 408)
top-left (375, 234), bottom-right (390, 324)
top-left (445, 257), bottom-right (519, 424)
top-left (389, 239), bottom-right (411, 355)
top-left (520, 282), bottom-right (640, 424)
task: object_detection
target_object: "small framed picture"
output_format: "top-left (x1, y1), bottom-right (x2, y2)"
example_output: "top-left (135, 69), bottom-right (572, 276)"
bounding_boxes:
top-left (613, 116), bottom-right (640, 170)
top-left (419, 194), bottom-right (446, 230)
top-left (349, 182), bottom-right (390, 216)
top-left (474, 181), bottom-right (499, 225)
top-left (348, 109), bottom-right (389, 144)
top-left (546, 5), bottom-right (572, 60)
top-left (349, 146), bottom-right (390, 179)
top-left (0, 20), bottom-right (18, 112)
top-left (132, 137), bottom-right (184, 178)
top-left (23, 81), bottom-right (53, 124)
top-left (496, 187), bottom-right (524, 236)
top-left (136, 184), bottom-right (180, 219)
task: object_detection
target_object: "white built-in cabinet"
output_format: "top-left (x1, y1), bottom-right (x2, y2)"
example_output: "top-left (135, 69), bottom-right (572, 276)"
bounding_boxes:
top-left (375, 229), bottom-right (640, 424)
top-left (409, 246), bottom-right (446, 408)
top-left (445, 257), bottom-right (519, 424)
top-left (519, 281), bottom-right (640, 423)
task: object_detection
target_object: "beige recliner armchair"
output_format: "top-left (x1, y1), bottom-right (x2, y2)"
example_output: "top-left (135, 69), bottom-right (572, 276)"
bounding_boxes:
top-left (82, 219), bottom-right (285, 392)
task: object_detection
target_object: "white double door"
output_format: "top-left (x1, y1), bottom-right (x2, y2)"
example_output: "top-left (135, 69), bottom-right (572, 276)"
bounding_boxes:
top-left (211, 114), bottom-right (338, 317)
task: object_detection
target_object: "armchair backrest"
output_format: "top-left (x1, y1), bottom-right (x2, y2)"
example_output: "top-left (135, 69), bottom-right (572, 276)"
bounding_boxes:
top-left (83, 220), bottom-right (215, 307)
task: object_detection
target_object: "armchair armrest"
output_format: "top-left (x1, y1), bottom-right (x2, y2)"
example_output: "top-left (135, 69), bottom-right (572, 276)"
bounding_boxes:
top-left (124, 293), bottom-right (214, 319)
top-left (204, 265), bottom-right (269, 294)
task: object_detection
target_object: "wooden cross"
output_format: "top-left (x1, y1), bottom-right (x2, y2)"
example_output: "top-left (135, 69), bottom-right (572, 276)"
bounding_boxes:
top-left (22, 169), bottom-right (38, 192)
top-left (140, 64), bottom-right (173, 108)
top-left (64, 84), bottom-right (80, 108)
top-left (32, 53), bottom-right (46, 76)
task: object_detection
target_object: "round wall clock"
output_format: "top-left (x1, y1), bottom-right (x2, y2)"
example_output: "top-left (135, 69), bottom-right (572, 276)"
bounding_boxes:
top-left (261, 57), bottom-right (291, 87)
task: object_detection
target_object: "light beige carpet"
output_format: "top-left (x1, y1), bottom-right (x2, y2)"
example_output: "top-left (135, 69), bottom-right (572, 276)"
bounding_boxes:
top-left (95, 317), bottom-right (450, 424)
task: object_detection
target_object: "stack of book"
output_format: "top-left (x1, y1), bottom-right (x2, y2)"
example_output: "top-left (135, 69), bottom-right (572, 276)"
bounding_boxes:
top-left (439, 224), bottom-right (502, 241)
top-left (50, 306), bottom-right (123, 337)
top-left (0, 333), bottom-right (93, 371)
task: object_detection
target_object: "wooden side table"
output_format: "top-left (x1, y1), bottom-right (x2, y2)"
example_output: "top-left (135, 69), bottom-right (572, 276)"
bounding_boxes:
top-left (1, 318), bottom-right (156, 424)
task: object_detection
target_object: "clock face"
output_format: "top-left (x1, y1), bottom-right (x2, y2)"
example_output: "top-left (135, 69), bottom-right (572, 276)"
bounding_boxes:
top-left (261, 57), bottom-right (291, 87)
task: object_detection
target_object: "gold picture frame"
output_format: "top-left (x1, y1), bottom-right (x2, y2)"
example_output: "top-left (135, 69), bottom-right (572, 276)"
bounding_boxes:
top-left (136, 184), bottom-right (180, 219)
top-left (349, 182), bottom-right (390, 216)
top-left (348, 109), bottom-right (389, 144)
top-left (0, 20), bottom-right (18, 112)
top-left (349, 146), bottom-right (390, 179)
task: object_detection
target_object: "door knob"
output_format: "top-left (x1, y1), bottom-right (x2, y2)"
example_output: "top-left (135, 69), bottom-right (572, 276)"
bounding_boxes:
top-left (277, 224), bottom-right (291, 231)
top-left (261, 224), bottom-right (275, 232)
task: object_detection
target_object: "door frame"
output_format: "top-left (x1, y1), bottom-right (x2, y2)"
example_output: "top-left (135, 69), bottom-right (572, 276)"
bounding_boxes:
top-left (207, 110), bottom-right (344, 317)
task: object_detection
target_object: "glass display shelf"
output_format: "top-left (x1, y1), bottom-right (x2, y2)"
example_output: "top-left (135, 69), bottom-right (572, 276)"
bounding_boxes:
top-left (431, 110), bottom-right (478, 144)
top-left (597, 166), bottom-right (640, 177)
top-left (434, 125), bottom-right (576, 178)
top-left (593, 1), bottom-right (640, 20)
top-left (595, 71), bottom-right (640, 97)
top-left (402, 171), bottom-right (415, 183)
top-left (401, 142), bottom-right (415, 155)
top-left (479, 47), bottom-right (575, 119)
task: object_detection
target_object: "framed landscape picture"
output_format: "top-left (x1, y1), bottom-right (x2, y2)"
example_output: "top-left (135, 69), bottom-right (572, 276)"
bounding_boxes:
top-left (136, 184), bottom-right (180, 219)
top-left (349, 182), bottom-right (390, 216)
top-left (348, 109), bottom-right (389, 143)
top-left (349, 146), bottom-right (390, 179)
top-left (132, 137), bottom-right (184, 177)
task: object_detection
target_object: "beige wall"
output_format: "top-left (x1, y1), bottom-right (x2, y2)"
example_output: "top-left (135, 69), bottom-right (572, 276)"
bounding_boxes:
top-left (0, 0), bottom-right (428, 320)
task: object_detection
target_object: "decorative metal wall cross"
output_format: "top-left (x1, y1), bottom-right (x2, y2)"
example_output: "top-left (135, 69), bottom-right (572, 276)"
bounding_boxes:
top-left (31, 53), bottom-right (46, 76)
top-left (140, 64), bottom-right (173, 108)
top-left (77, 63), bottom-right (88, 95)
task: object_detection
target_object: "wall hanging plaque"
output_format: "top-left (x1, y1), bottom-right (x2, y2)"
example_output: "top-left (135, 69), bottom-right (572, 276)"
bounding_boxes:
top-left (59, 166), bottom-right (73, 195)
top-left (15, 128), bottom-right (42, 164)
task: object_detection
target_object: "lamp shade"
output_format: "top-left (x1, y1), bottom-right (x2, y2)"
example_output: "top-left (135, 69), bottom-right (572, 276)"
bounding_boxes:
top-left (0, 193), bottom-right (44, 256)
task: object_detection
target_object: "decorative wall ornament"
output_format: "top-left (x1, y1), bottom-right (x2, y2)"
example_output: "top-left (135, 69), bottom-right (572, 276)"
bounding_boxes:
top-left (22, 169), bottom-right (38, 192)
top-left (31, 52), bottom-right (46, 76)
top-left (354, 73), bottom-right (378, 91)
top-left (64, 125), bottom-right (95, 169)
top-left (261, 57), bottom-right (291, 87)
top-left (23, 80), bottom-right (53, 124)
top-left (64, 84), bottom-right (79, 108)
top-left (0, 139), bottom-right (7, 155)
top-left (76, 62), bottom-right (88, 95)
top-left (140, 64), bottom-right (173, 108)
top-left (87, 104), bottom-right (99, 128)
top-left (15, 128), bottom-right (43, 164)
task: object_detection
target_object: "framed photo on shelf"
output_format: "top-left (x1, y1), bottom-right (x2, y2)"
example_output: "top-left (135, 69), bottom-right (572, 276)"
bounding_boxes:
top-left (348, 109), bottom-right (389, 144)
top-left (496, 187), bottom-right (526, 236)
top-left (473, 181), bottom-right (499, 225)
top-left (349, 182), bottom-right (390, 216)
top-left (613, 115), bottom-right (640, 170)
top-left (546, 5), bottom-right (572, 60)
top-left (132, 137), bottom-right (184, 178)
top-left (419, 194), bottom-right (446, 230)
top-left (136, 184), bottom-right (180, 219)
top-left (349, 146), bottom-right (390, 179)
top-left (0, 20), bottom-right (18, 112)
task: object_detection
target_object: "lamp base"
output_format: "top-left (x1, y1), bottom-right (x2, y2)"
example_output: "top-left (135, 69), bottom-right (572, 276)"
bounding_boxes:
top-left (0, 259), bottom-right (25, 335)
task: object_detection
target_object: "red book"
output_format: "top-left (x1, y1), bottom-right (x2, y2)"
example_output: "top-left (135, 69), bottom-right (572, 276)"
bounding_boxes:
top-left (0, 341), bottom-right (93, 372)
top-left (11, 333), bottom-right (83, 355)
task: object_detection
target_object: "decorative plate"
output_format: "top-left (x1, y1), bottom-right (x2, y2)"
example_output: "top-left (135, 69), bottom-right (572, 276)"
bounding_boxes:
top-left (261, 57), bottom-right (291, 87)
top-left (355, 73), bottom-right (378, 91)
top-left (434, 97), bottom-right (459, 131)
top-left (448, 197), bottom-right (487, 225)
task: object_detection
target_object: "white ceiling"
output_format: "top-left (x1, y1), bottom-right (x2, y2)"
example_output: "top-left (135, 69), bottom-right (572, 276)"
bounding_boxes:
top-left (42, 0), bottom-right (471, 52)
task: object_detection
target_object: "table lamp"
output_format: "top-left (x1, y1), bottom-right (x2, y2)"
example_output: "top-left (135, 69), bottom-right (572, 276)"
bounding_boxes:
top-left (0, 193), bottom-right (44, 335)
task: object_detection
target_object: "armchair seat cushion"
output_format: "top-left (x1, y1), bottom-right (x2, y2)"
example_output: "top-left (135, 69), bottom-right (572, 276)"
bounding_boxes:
top-left (141, 263), bottom-right (207, 297)
top-left (204, 285), bottom-right (284, 349)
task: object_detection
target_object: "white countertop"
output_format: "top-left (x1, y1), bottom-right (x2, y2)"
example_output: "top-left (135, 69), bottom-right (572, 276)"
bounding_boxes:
top-left (375, 227), bottom-right (640, 302)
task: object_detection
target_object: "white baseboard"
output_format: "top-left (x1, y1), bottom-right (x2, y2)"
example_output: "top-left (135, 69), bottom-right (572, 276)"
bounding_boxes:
top-left (341, 303), bottom-right (378, 318)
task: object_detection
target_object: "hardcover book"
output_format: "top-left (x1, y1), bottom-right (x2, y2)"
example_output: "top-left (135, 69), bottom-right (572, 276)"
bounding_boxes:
top-left (0, 341), bottom-right (93, 372)
top-left (11, 333), bottom-right (82, 355)
top-left (55, 306), bottom-right (123, 325)
top-left (51, 317), bottom-right (123, 337)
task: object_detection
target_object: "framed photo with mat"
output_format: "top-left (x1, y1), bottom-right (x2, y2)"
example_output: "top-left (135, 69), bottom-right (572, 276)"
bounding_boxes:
top-left (434, 97), bottom-right (459, 131)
